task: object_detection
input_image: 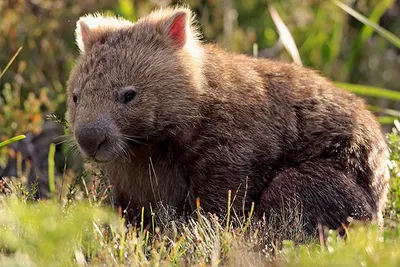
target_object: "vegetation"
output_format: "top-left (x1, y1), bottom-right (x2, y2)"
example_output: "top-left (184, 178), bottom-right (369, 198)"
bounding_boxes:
top-left (1, 0), bottom-right (400, 266)
top-left (0, 130), bottom-right (400, 266)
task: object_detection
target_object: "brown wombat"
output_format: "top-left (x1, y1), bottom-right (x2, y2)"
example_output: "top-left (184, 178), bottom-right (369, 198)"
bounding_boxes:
top-left (67, 7), bottom-right (389, 235)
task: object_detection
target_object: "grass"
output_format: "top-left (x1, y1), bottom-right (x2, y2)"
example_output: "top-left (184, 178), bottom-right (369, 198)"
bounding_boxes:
top-left (0, 46), bottom-right (22, 79)
top-left (0, 126), bottom-right (400, 266)
top-left (332, 0), bottom-right (400, 48)
top-left (0, 135), bottom-right (26, 149)
top-left (0, 178), bottom-right (400, 266)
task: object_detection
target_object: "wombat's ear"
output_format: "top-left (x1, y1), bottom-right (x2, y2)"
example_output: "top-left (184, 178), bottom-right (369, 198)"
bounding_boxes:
top-left (76, 19), bottom-right (91, 53)
top-left (153, 8), bottom-right (197, 49)
top-left (163, 10), bottom-right (189, 48)
top-left (75, 14), bottom-right (133, 53)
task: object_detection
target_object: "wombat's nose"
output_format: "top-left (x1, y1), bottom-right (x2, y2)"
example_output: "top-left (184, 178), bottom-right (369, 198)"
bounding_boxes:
top-left (76, 127), bottom-right (107, 158)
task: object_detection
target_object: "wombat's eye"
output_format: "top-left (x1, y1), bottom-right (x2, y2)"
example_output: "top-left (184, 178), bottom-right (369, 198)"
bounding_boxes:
top-left (72, 94), bottom-right (78, 104)
top-left (123, 90), bottom-right (136, 103)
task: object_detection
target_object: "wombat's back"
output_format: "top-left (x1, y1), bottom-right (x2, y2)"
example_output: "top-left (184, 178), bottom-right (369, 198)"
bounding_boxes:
top-left (185, 44), bottom-right (389, 230)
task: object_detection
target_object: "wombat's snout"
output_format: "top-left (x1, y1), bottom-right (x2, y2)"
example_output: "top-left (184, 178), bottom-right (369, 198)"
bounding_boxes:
top-left (75, 123), bottom-right (107, 158)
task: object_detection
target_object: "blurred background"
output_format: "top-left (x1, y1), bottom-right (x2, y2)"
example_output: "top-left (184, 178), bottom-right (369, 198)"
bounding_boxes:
top-left (1, 0), bottom-right (399, 197)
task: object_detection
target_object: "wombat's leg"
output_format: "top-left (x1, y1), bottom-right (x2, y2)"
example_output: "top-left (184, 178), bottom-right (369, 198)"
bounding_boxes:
top-left (257, 160), bottom-right (378, 236)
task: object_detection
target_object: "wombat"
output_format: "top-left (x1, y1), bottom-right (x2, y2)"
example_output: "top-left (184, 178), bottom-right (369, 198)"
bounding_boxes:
top-left (67, 7), bottom-right (389, 235)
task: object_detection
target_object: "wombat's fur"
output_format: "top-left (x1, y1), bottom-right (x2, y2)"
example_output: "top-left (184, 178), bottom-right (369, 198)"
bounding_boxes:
top-left (67, 7), bottom-right (389, 234)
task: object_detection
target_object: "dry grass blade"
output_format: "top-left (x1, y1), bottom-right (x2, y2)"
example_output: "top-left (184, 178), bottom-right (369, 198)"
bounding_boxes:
top-left (268, 5), bottom-right (302, 66)
top-left (0, 46), bottom-right (23, 79)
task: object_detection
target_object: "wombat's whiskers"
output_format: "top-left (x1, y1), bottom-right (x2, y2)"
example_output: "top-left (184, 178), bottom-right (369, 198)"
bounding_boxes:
top-left (120, 134), bottom-right (149, 146)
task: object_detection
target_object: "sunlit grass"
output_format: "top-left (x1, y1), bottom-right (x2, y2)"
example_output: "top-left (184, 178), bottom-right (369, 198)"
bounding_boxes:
top-left (0, 186), bottom-right (399, 266)
top-left (1, 125), bottom-right (400, 266)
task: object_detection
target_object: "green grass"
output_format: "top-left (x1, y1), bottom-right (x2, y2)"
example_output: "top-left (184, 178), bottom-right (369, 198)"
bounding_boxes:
top-left (0, 183), bottom-right (399, 266)
top-left (0, 127), bottom-right (399, 266)
top-left (0, 135), bottom-right (26, 148)
top-left (332, 0), bottom-right (400, 49)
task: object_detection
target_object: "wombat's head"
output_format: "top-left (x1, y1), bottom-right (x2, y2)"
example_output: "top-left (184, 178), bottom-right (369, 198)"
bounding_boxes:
top-left (67, 7), bottom-right (204, 163)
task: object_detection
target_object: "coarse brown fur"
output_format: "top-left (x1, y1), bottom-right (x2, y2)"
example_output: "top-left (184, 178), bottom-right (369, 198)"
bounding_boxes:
top-left (67, 7), bottom-right (390, 235)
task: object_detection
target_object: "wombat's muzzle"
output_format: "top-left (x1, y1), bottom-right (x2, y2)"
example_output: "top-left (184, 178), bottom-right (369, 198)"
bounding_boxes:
top-left (75, 124), bottom-right (107, 158)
